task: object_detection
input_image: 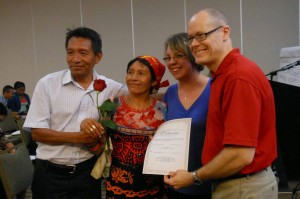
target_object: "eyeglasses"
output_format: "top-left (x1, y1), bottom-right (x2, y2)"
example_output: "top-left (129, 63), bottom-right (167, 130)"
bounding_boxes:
top-left (185, 26), bottom-right (223, 45)
top-left (163, 53), bottom-right (186, 63)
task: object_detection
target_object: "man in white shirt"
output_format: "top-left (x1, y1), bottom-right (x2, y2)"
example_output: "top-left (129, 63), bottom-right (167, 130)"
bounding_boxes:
top-left (24, 27), bottom-right (127, 199)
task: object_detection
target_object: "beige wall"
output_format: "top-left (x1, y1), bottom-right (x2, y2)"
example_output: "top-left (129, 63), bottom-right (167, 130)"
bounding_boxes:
top-left (0, 0), bottom-right (299, 97)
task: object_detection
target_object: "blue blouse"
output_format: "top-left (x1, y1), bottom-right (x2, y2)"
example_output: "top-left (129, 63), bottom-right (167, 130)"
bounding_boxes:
top-left (163, 79), bottom-right (211, 196)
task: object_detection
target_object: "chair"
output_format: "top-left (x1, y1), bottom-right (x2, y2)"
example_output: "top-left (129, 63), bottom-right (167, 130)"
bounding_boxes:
top-left (16, 119), bottom-right (29, 147)
top-left (0, 109), bottom-right (18, 135)
top-left (0, 143), bottom-right (33, 199)
top-left (16, 119), bottom-right (37, 156)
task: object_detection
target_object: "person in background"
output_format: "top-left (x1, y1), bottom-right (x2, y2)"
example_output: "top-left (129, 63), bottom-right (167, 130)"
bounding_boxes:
top-left (0, 102), bottom-right (15, 153)
top-left (0, 85), bottom-right (14, 107)
top-left (0, 103), bottom-right (15, 199)
top-left (23, 27), bottom-right (127, 199)
top-left (162, 33), bottom-right (211, 199)
top-left (81, 55), bottom-right (169, 198)
top-left (7, 81), bottom-right (31, 119)
top-left (164, 8), bottom-right (278, 199)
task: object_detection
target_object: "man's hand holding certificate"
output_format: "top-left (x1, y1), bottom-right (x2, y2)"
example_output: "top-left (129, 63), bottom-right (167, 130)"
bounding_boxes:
top-left (143, 118), bottom-right (191, 175)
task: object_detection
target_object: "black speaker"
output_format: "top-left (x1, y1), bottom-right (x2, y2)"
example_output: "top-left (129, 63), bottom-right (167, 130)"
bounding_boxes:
top-left (270, 81), bottom-right (300, 181)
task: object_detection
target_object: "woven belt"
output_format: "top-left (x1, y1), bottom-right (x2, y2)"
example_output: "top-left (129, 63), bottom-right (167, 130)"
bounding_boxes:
top-left (36, 156), bottom-right (96, 174)
top-left (117, 126), bottom-right (156, 135)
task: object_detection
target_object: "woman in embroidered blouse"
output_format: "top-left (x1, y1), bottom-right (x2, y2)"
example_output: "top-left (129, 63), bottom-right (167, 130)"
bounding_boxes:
top-left (81, 55), bottom-right (169, 199)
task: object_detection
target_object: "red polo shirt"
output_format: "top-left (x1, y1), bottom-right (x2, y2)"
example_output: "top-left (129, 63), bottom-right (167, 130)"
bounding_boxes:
top-left (202, 48), bottom-right (277, 174)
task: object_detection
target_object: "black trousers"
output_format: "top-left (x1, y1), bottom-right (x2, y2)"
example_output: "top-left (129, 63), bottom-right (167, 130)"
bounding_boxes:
top-left (32, 157), bottom-right (102, 199)
top-left (0, 180), bottom-right (6, 198)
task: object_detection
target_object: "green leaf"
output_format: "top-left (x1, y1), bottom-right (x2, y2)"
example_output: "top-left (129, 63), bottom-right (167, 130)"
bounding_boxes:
top-left (99, 99), bottom-right (118, 111)
top-left (101, 120), bottom-right (117, 130)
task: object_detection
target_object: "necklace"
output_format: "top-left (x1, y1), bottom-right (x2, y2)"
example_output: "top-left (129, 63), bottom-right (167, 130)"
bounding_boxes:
top-left (184, 96), bottom-right (187, 101)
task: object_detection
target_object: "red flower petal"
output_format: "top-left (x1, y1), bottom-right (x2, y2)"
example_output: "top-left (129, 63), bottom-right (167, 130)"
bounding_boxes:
top-left (93, 79), bottom-right (107, 92)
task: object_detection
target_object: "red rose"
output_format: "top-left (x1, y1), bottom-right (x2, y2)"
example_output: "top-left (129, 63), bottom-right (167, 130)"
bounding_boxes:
top-left (94, 79), bottom-right (107, 92)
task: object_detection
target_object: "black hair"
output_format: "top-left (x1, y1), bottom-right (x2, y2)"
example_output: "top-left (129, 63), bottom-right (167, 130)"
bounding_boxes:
top-left (14, 81), bottom-right (25, 90)
top-left (0, 103), bottom-right (7, 116)
top-left (126, 57), bottom-right (156, 94)
top-left (2, 85), bottom-right (14, 94)
top-left (65, 27), bottom-right (102, 54)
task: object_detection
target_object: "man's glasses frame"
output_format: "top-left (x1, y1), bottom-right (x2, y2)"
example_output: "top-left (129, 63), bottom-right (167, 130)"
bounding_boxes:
top-left (185, 26), bottom-right (223, 46)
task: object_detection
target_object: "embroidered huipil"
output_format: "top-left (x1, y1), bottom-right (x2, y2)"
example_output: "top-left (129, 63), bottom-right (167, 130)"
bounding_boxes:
top-left (106, 96), bottom-right (166, 199)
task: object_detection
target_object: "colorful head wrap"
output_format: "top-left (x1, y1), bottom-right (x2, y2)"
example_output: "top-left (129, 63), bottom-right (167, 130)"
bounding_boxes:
top-left (138, 55), bottom-right (170, 94)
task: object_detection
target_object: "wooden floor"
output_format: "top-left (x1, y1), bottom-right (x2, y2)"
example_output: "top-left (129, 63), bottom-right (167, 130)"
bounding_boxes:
top-left (278, 180), bottom-right (300, 199)
top-left (24, 180), bottom-right (299, 199)
top-left (25, 186), bottom-right (32, 199)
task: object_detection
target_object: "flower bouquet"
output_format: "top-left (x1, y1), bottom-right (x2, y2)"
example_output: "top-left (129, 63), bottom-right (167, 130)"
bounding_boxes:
top-left (90, 79), bottom-right (117, 179)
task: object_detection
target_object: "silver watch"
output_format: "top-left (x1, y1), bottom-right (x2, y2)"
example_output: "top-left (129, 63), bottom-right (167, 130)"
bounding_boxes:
top-left (191, 170), bottom-right (203, 185)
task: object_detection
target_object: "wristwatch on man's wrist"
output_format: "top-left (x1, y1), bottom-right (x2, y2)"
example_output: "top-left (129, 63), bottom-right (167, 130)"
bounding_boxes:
top-left (191, 170), bottom-right (203, 185)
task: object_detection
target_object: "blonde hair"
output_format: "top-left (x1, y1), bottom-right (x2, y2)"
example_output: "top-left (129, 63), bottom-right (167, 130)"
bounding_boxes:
top-left (164, 32), bottom-right (204, 72)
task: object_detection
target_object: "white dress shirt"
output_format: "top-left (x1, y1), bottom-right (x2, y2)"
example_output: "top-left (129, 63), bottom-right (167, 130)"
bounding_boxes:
top-left (24, 69), bottom-right (127, 164)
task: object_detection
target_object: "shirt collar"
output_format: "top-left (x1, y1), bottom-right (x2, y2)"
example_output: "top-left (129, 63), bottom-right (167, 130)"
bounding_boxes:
top-left (62, 69), bottom-right (73, 85)
top-left (211, 48), bottom-right (240, 81)
top-left (62, 69), bottom-right (98, 91)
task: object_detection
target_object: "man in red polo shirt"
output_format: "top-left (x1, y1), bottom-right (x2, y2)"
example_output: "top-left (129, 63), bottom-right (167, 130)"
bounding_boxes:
top-left (164, 8), bottom-right (278, 198)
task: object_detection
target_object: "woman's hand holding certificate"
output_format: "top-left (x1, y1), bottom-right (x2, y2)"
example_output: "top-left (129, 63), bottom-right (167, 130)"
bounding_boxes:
top-left (143, 118), bottom-right (191, 175)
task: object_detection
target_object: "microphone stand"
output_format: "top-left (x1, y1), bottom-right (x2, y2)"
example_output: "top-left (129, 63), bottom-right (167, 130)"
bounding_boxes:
top-left (266, 63), bottom-right (298, 81)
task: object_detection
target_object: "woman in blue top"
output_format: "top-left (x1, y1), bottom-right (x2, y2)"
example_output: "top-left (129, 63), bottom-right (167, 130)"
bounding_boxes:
top-left (163, 33), bottom-right (212, 199)
top-left (7, 81), bottom-right (31, 119)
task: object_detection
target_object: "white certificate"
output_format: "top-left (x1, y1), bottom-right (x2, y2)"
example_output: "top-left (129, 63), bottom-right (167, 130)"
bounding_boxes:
top-left (142, 118), bottom-right (191, 175)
